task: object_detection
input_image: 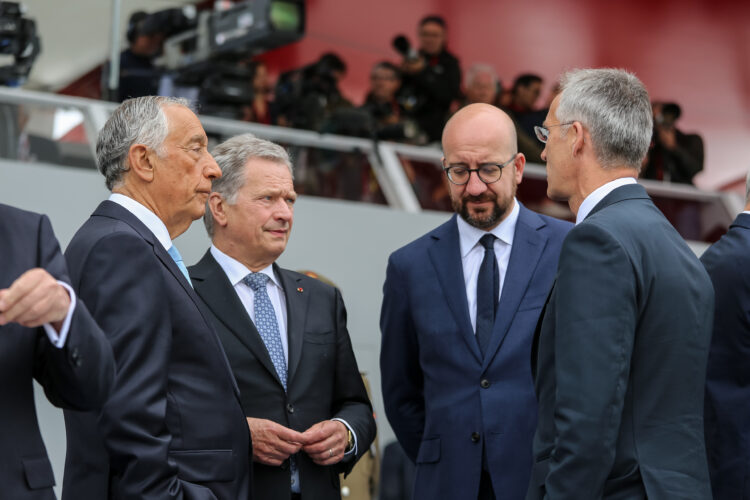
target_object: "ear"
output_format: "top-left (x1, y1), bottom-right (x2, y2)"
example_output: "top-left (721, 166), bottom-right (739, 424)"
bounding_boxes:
top-left (512, 152), bottom-right (526, 185)
top-left (208, 192), bottom-right (229, 228)
top-left (570, 122), bottom-right (586, 157)
top-left (127, 143), bottom-right (155, 183)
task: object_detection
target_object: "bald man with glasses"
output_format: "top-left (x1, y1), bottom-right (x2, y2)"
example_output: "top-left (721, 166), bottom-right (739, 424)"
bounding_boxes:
top-left (380, 103), bottom-right (571, 500)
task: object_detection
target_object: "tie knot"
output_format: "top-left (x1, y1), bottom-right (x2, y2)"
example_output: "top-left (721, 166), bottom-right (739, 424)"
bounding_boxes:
top-left (479, 234), bottom-right (496, 250)
top-left (243, 272), bottom-right (270, 291)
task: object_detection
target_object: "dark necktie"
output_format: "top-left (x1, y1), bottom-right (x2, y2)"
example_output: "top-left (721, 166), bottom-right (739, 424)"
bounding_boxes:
top-left (476, 234), bottom-right (499, 357)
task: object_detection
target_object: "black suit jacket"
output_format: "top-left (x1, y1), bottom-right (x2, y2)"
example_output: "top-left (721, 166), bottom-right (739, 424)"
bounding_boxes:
top-left (702, 213), bottom-right (750, 499)
top-left (189, 250), bottom-right (376, 500)
top-left (529, 184), bottom-right (714, 500)
top-left (0, 204), bottom-right (114, 500)
top-left (62, 201), bottom-right (252, 500)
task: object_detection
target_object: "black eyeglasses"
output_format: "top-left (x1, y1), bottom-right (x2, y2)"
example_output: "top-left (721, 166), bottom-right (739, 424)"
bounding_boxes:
top-left (534, 122), bottom-right (575, 144)
top-left (442, 155), bottom-right (516, 185)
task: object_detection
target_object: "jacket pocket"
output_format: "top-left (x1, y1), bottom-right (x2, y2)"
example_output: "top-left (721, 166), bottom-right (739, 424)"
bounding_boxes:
top-left (169, 449), bottom-right (235, 482)
top-left (22, 456), bottom-right (55, 490)
top-left (416, 437), bottom-right (441, 464)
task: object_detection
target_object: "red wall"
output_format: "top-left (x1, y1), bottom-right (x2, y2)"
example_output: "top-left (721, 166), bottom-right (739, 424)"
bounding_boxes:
top-left (259, 0), bottom-right (750, 191)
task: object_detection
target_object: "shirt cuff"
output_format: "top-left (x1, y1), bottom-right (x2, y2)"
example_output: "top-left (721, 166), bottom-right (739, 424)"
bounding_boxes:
top-left (42, 281), bottom-right (76, 349)
top-left (332, 418), bottom-right (358, 458)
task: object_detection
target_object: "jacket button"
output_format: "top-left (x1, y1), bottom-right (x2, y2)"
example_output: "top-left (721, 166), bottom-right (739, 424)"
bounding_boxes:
top-left (480, 379), bottom-right (490, 389)
top-left (471, 432), bottom-right (480, 443)
top-left (286, 403), bottom-right (294, 414)
top-left (71, 347), bottom-right (82, 368)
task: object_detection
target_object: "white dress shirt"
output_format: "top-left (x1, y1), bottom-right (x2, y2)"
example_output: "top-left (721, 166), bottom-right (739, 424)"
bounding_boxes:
top-left (42, 281), bottom-right (76, 348)
top-left (576, 177), bottom-right (638, 225)
top-left (109, 193), bottom-right (173, 251)
top-left (210, 245), bottom-right (290, 362)
top-left (457, 198), bottom-right (520, 334)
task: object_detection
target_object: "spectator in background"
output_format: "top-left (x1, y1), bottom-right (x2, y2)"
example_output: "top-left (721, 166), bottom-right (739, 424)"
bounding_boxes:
top-left (507, 73), bottom-right (545, 140)
top-left (241, 61), bottom-right (274, 125)
top-left (117, 11), bottom-right (164, 102)
top-left (463, 64), bottom-right (499, 105)
top-left (360, 61), bottom-right (425, 143)
top-left (275, 52), bottom-right (352, 131)
top-left (641, 102), bottom-right (704, 184)
top-left (399, 15), bottom-right (461, 143)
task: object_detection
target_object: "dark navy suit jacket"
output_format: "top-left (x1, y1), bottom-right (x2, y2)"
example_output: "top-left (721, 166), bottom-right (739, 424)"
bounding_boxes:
top-left (380, 204), bottom-right (571, 500)
top-left (702, 213), bottom-right (750, 499)
top-left (61, 201), bottom-right (252, 500)
top-left (0, 204), bottom-right (114, 499)
top-left (189, 251), bottom-right (376, 500)
top-left (529, 184), bottom-right (714, 500)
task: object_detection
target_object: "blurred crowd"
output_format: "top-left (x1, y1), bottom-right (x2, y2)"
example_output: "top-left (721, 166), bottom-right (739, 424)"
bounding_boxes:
top-left (121, 12), bottom-right (704, 186)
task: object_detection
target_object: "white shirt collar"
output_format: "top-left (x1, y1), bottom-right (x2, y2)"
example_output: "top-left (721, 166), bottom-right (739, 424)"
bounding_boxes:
top-left (457, 198), bottom-right (520, 258)
top-left (743, 211), bottom-right (750, 216)
top-left (210, 245), bottom-right (281, 289)
top-left (576, 177), bottom-right (637, 225)
top-left (108, 193), bottom-right (173, 251)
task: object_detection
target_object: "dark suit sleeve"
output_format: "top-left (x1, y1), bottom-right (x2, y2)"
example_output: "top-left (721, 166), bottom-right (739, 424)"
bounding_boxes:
top-left (330, 287), bottom-right (377, 474)
top-left (32, 214), bottom-right (115, 412)
top-left (75, 232), bottom-right (217, 500)
top-left (544, 223), bottom-right (638, 498)
top-left (380, 254), bottom-right (424, 462)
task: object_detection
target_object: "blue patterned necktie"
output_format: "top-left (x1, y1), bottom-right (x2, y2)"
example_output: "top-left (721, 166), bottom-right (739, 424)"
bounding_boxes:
top-left (476, 233), bottom-right (498, 357)
top-left (243, 272), bottom-right (288, 390)
top-left (167, 245), bottom-right (192, 287)
top-left (243, 272), bottom-right (299, 492)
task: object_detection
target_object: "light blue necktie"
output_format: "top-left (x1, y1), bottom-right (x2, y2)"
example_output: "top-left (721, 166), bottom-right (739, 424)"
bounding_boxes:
top-left (243, 272), bottom-right (299, 492)
top-left (167, 245), bottom-right (192, 287)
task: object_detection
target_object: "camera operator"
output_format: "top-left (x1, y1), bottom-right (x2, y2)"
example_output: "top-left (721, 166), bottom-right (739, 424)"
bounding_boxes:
top-left (395, 15), bottom-right (461, 144)
top-left (360, 61), bottom-right (425, 144)
top-left (117, 11), bottom-right (164, 101)
top-left (274, 52), bottom-right (352, 131)
top-left (641, 102), bottom-right (704, 184)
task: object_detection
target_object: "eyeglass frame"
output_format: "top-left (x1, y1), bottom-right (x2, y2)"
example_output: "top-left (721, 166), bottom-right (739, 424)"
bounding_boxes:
top-left (534, 122), bottom-right (576, 144)
top-left (442, 154), bottom-right (517, 186)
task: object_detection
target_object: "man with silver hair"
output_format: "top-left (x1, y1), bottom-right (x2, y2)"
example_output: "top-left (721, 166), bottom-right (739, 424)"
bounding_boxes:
top-left (62, 96), bottom-right (253, 500)
top-left (188, 134), bottom-right (375, 500)
top-left (464, 64), bottom-right (499, 105)
top-left (528, 69), bottom-right (714, 499)
top-left (702, 171), bottom-right (750, 499)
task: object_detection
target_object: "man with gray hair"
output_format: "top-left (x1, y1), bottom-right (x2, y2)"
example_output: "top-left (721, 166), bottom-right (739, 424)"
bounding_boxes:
top-left (188, 133), bottom-right (375, 500)
top-left (528, 68), bottom-right (714, 499)
top-left (702, 171), bottom-right (750, 499)
top-left (62, 96), bottom-right (253, 500)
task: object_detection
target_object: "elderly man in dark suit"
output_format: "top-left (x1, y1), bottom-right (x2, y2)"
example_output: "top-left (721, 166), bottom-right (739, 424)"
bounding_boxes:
top-left (380, 103), bottom-right (571, 500)
top-left (0, 204), bottom-right (114, 499)
top-left (188, 133), bottom-right (375, 500)
top-left (62, 96), bottom-right (252, 500)
top-left (702, 172), bottom-right (750, 499)
top-left (528, 68), bottom-right (714, 500)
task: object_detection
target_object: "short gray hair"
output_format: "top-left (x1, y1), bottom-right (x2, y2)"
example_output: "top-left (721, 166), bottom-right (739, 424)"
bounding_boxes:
top-left (465, 63), bottom-right (498, 88)
top-left (96, 96), bottom-right (191, 190)
top-left (203, 133), bottom-right (293, 237)
top-left (556, 68), bottom-right (652, 170)
top-left (745, 170), bottom-right (750, 203)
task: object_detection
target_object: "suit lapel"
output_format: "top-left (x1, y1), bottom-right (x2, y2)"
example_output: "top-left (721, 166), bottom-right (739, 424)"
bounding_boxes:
top-left (95, 202), bottom-right (241, 395)
top-left (482, 205), bottom-right (546, 369)
top-left (276, 266), bottom-right (308, 387)
top-left (427, 216), bottom-right (482, 363)
top-left (531, 280), bottom-right (556, 380)
top-left (190, 251), bottom-right (285, 390)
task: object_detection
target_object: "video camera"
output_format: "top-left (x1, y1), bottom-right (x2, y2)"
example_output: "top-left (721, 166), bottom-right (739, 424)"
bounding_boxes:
top-left (0, 1), bottom-right (40, 86)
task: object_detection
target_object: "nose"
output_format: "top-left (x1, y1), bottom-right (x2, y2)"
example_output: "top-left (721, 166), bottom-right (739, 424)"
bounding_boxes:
top-left (275, 198), bottom-right (293, 222)
top-left (205, 153), bottom-right (222, 179)
top-left (465, 170), bottom-right (488, 196)
top-left (540, 145), bottom-right (548, 163)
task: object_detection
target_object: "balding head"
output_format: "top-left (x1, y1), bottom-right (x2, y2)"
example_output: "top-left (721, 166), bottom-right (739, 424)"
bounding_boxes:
top-left (443, 104), bottom-right (518, 158)
top-left (441, 103), bottom-right (525, 231)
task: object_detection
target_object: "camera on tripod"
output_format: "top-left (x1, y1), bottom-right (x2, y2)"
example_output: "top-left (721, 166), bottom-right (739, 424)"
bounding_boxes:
top-left (0, 1), bottom-right (40, 86)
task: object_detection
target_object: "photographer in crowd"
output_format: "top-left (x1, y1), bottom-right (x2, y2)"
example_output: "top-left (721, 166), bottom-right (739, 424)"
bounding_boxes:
top-left (396, 15), bottom-right (461, 143)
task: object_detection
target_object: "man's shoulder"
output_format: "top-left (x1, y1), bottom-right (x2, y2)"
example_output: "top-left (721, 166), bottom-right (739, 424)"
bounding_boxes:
top-left (701, 218), bottom-right (750, 273)
top-left (0, 203), bottom-right (43, 225)
top-left (520, 206), bottom-right (573, 239)
top-left (388, 217), bottom-right (456, 262)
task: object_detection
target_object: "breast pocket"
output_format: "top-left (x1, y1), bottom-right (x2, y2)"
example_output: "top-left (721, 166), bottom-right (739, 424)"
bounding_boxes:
top-left (303, 331), bottom-right (336, 344)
